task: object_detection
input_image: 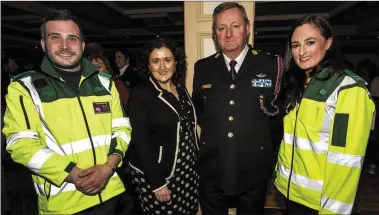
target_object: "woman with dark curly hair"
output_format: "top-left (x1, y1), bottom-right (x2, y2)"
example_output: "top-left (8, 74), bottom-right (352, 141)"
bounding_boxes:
top-left (127, 38), bottom-right (199, 214)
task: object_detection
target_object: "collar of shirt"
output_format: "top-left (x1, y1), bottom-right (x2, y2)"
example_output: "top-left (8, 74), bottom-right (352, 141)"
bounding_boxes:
top-left (118, 64), bottom-right (129, 78)
top-left (222, 45), bottom-right (249, 74)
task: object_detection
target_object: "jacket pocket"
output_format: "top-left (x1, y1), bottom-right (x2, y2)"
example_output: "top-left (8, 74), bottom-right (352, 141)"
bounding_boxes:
top-left (44, 179), bottom-right (52, 200)
top-left (158, 146), bottom-right (163, 163)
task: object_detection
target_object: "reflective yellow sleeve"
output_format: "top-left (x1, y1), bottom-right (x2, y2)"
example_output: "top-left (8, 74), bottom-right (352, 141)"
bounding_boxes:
top-left (320, 86), bottom-right (375, 214)
top-left (3, 82), bottom-right (73, 187)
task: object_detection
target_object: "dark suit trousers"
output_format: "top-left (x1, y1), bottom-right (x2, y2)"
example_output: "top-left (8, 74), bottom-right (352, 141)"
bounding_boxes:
top-left (199, 180), bottom-right (267, 215)
top-left (277, 191), bottom-right (318, 215)
top-left (74, 196), bottom-right (119, 215)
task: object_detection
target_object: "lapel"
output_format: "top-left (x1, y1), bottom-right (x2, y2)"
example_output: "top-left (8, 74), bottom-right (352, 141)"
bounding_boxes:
top-left (149, 76), bottom-right (180, 120)
top-left (213, 52), bottom-right (232, 83)
top-left (149, 76), bottom-right (199, 150)
top-left (212, 45), bottom-right (257, 83)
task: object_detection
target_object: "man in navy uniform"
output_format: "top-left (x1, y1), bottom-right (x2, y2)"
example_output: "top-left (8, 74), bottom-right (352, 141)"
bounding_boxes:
top-left (192, 2), bottom-right (283, 214)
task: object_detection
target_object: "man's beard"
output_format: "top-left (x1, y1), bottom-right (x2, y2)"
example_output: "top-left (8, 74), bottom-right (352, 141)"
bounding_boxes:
top-left (45, 46), bottom-right (82, 70)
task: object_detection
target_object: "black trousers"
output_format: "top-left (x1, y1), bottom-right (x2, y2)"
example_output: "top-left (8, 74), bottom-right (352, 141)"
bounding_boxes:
top-left (199, 181), bottom-right (267, 215)
top-left (366, 131), bottom-right (379, 166)
top-left (277, 191), bottom-right (318, 215)
top-left (74, 196), bottom-right (119, 215)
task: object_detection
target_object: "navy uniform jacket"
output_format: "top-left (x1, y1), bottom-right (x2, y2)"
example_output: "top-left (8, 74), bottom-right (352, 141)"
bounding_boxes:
top-left (192, 44), bottom-right (283, 195)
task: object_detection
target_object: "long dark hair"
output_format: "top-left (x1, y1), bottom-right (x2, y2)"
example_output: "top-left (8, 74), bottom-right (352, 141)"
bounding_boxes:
top-left (140, 38), bottom-right (187, 85)
top-left (282, 15), bottom-right (346, 114)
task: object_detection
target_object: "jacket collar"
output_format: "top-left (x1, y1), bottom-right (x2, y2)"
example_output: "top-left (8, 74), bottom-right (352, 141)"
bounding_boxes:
top-left (40, 56), bottom-right (98, 80)
top-left (213, 44), bottom-right (256, 83)
top-left (149, 75), bottom-right (183, 92)
top-left (149, 76), bottom-right (182, 119)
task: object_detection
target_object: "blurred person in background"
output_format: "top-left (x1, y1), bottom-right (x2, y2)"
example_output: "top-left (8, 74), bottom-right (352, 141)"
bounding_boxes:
top-left (91, 55), bottom-right (130, 106)
top-left (355, 58), bottom-right (378, 89)
top-left (114, 49), bottom-right (144, 91)
top-left (367, 64), bottom-right (379, 175)
top-left (84, 42), bottom-right (104, 59)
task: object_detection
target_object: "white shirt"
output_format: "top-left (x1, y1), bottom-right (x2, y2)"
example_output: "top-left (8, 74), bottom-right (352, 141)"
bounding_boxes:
top-left (222, 45), bottom-right (249, 74)
top-left (118, 64), bottom-right (129, 78)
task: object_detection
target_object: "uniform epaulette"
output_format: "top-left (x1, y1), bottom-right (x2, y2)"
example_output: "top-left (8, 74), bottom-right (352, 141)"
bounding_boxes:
top-left (11, 70), bottom-right (37, 82)
top-left (251, 49), bottom-right (259, 55)
top-left (344, 69), bottom-right (367, 85)
top-left (214, 52), bottom-right (221, 58)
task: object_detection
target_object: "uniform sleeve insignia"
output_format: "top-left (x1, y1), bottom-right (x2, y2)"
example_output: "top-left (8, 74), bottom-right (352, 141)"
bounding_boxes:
top-left (201, 84), bottom-right (212, 89)
top-left (256, 73), bottom-right (266, 78)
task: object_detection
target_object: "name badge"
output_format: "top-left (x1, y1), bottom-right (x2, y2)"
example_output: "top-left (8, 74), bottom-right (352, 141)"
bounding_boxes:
top-left (201, 84), bottom-right (212, 89)
top-left (251, 79), bottom-right (272, 88)
top-left (93, 102), bottom-right (111, 114)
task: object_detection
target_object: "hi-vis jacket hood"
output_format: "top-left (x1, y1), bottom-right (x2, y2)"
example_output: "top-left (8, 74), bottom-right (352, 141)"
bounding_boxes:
top-left (3, 57), bottom-right (132, 214)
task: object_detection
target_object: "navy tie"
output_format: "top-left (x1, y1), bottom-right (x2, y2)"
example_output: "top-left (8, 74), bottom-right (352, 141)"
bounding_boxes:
top-left (229, 60), bottom-right (237, 81)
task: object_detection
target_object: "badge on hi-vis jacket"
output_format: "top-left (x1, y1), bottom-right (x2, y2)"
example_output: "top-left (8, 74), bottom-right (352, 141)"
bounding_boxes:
top-left (93, 102), bottom-right (111, 114)
top-left (251, 79), bottom-right (272, 88)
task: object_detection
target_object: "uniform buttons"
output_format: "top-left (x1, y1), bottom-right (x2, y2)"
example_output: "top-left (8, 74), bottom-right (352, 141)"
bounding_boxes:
top-left (230, 84), bottom-right (235, 89)
top-left (228, 132), bottom-right (233, 138)
top-left (228, 116), bottom-right (234, 121)
top-left (260, 146), bottom-right (264, 150)
top-left (229, 100), bottom-right (235, 105)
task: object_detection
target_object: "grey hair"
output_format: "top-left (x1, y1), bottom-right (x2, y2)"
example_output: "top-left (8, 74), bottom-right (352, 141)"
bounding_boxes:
top-left (212, 2), bottom-right (250, 50)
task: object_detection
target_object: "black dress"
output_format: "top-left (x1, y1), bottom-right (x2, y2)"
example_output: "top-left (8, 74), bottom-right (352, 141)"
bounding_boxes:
top-left (130, 86), bottom-right (200, 214)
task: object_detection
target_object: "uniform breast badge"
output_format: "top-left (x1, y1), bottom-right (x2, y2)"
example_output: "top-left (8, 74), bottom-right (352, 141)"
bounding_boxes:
top-left (256, 73), bottom-right (266, 78)
top-left (201, 84), bottom-right (212, 89)
top-left (251, 79), bottom-right (272, 88)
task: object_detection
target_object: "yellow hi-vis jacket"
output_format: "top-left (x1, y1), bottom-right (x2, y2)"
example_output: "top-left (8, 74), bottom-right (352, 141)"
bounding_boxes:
top-left (275, 68), bottom-right (375, 214)
top-left (2, 57), bottom-right (132, 214)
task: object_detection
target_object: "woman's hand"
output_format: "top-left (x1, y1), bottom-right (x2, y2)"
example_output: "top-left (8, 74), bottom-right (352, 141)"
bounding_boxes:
top-left (154, 185), bottom-right (171, 202)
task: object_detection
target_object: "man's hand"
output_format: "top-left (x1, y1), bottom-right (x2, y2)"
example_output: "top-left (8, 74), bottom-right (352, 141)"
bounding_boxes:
top-left (76, 164), bottom-right (113, 195)
top-left (154, 185), bottom-right (171, 202)
top-left (65, 167), bottom-right (89, 193)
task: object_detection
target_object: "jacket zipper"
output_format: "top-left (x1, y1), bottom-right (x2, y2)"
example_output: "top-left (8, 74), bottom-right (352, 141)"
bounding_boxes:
top-left (76, 96), bottom-right (103, 204)
top-left (286, 80), bottom-right (313, 202)
top-left (19, 95), bottom-right (30, 129)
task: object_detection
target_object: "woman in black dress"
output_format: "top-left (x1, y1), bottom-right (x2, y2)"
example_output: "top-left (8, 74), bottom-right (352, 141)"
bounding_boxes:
top-left (128, 38), bottom-right (199, 214)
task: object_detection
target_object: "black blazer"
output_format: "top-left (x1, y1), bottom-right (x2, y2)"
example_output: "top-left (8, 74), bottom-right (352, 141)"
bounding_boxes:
top-left (128, 77), bottom-right (198, 191)
top-left (117, 66), bottom-right (145, 91)
top-left (192, 45), bottom-right (283, 195)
